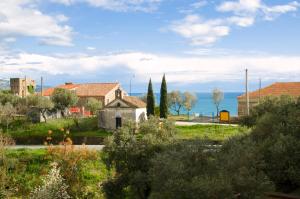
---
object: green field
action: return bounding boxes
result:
[8,117,110,138]
[176,124,248,142]
[7,117,247,144]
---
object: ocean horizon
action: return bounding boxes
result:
[132,92,243,116]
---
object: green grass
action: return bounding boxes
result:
[8,117,111,138]
[4,148,108,198]
[176,124,248,142]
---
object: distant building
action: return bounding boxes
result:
[43,82,126,116]
[10,77,36,97]
[43,82,125,106]
[99,88,147,130]
[237,82,300,117]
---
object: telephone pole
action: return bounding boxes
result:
[40,76,43,96]
[258,78,261,103]
[245,69,250,116]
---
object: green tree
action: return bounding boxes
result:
[0,103,16,132]
[102,117,176,199]
[167,90,184,116]
[37,97,54,123]
[212,88,224,117]
[183,92,197,119]
[146,79,155,117]
[51,88,78,117]
[86,98,102,115]
[159,74,168,119]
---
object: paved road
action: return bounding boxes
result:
[175,121,239,127]
[7,145,105,150]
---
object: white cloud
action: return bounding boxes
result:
[1,51,299,84]
[86,46,96,50]
[227,16,255,27]
[171,0,300,46]
[51,0,162,12]
[0,0,73,46]
[262,1,300,20]
[3,37,17,43]
[170,15,230,46]
[217,0,261,13]
[191,1,208,9]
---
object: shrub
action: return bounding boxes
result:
[102,117,176,199]
[30,162,70,199]
[46,129,98,198]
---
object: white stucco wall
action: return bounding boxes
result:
[99,107,147,130]
[134,108,147,123]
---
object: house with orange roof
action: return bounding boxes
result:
[237,82,300,117]
[43,82,126,115]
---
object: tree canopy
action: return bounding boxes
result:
[51,88,78,117]
[146,79,155,117]
[159,74,168,119]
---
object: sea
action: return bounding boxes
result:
[132,92,242,116]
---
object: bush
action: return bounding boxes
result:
[150,139,274,199]
[30,162,70,199]
[102,117,176,199]
[46,129,98,198]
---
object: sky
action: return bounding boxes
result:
[0,0,300,92]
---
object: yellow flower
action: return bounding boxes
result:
[66,130,70,134]
[48,130,53,135]
[60,128,64,132]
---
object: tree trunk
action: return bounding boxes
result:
[41,111,47,123]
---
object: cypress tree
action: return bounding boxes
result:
[160,74,168,118]
[146,78,155,117]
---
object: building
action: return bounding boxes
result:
[237,82,300,117]
[99,88,147,130]
[10,77,36,97]
[43,82,125,106]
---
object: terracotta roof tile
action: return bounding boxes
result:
[123,96,146,108]
[238,82,300,99]
[42,83,119,97]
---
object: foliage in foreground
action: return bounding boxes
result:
[30,162,70,199]
[102,117,176,199]
[102,96,300,198]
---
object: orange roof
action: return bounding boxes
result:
[123,96,146,108]
[43,83,119,97]
[238,82,300,99]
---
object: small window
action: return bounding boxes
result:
[117,103,121,107]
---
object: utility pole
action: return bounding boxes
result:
[258,78,261,104]
[40,76,43,96]
[129,74,135,96]
[245,69,250,116]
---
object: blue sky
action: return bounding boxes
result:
[0,0,300,92]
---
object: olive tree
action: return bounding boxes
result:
[183,92,197,119]
[167,91,184,116]
[0,103,16,132]
[51,88,78,117]
[212,88,224,117]
[86,98,102,115]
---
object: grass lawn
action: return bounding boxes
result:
[8,117,111,138]
[176,124,248,142]
[5,148,108,198]
[7,117,112,145]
